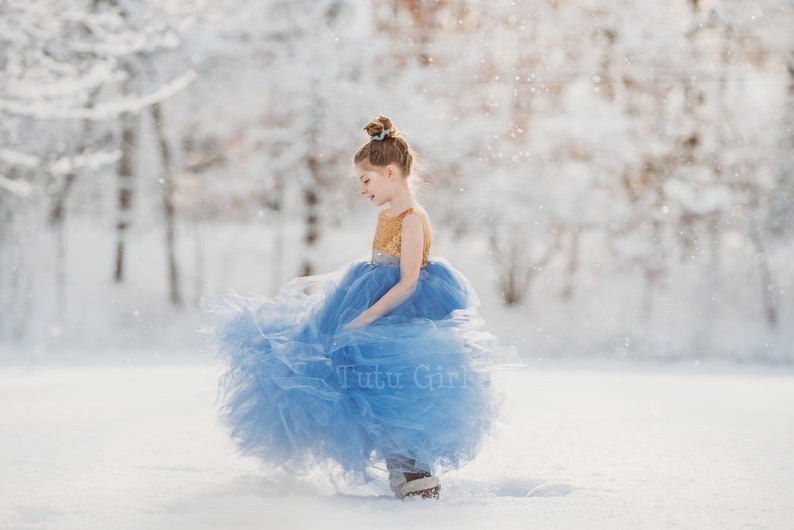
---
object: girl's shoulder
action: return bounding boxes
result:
[403,206,431,230]
[408,205,430,221]
[383,205,430,222]
[404,207,432,248]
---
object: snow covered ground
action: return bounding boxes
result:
[1,360,792,530]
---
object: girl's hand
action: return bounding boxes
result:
[343,212,424,333]
[344,313,375,330]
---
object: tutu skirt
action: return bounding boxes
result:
[202,255,504,480]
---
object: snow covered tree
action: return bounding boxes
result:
[2,0,791,359]
[175,0,373,279]
[0,0,200,345]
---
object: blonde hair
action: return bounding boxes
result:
[353,114,414,177]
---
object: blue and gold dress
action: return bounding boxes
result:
[203,207,504,481]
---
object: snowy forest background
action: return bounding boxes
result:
[1,0,792,365]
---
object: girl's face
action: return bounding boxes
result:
[356,163,393,206]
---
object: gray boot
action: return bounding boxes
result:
[387,457,440,500]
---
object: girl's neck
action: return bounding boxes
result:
[387,193,415,217]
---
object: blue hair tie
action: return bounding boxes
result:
[371,129,390,141]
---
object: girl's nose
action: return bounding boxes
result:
[359,183,366,195]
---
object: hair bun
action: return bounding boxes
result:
[363,114,395,139]
[354,113,413,176]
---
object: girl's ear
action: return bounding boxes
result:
[387,165,395,180]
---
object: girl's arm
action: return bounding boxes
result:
[346,213,424,328]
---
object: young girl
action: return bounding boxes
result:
[204,115,505,500]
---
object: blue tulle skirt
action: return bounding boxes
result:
[202,256,505,480]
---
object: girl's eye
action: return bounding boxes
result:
[364,179,370,184]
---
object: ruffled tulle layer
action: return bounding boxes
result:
[202,258,504,480]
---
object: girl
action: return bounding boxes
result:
[204,114,505,500]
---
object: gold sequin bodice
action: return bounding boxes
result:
[371,207,431,267]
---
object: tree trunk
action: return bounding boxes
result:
[300,179,319,278]
[747,219,778,328]
[151,102,182,307]
[492,225,562,306]
[0,170,32,340]
[114,111,137,283]
[48,101,97,313]
[49,171,76,315]
[561,228,580,300]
